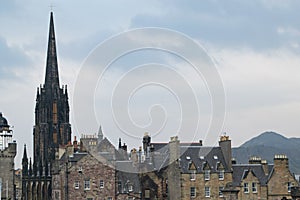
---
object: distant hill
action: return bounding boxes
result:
[232,131,300,174]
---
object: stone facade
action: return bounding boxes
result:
[52,152,115,200]
[0,113,17,200]
[268,155,298,200]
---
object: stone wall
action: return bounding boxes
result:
[0,142,17,199]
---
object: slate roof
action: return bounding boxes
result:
[232,164,274,187]
[116,161,141,194]
[180,146,230,173]
[147,142,230,174]
[60,152,88,163]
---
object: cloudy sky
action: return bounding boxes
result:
[1,0,300,167]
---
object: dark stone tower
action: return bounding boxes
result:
[22,12,71,200]
[33,12,71,169]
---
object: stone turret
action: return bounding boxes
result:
[0,113,17,200]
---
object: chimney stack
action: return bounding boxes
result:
[274,154,289,169]
[219,135,232,169]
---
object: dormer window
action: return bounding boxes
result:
[128,184,133,192]
[204,170,210,181]
[190,170,196,181]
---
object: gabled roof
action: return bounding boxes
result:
[150,142,229,174]
[232,164,274,186]
[180,146,229,173]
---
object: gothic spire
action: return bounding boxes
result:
[22,144,28,176]
[44,12,60,90]
[98,125,103,142]
[22,144,28,162]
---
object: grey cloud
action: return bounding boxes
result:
[0,36,32,80]
[129,0,300,50]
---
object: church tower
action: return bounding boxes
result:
[22,12,71,200]
[33,11,71,171]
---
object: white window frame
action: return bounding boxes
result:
[205,186,210,197]
[252,182,257,193]
[288,182,292,193]
[219,170,224,180]
[74,181,79,189]
[204,170,210,181]
[84,180,90,190]
[100,180,104,188]
[128,184,133,192]
[190,187,196,198]
[244,182,249,193]
[219,186,224,197]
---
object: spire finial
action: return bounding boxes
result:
[22,144,28,160]
[98,125,103,141]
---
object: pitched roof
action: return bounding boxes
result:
[232,164,274,186]
[180,146,230,173]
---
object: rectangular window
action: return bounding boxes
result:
[74,181,79,189]
[118,181,122,193]
[84,180,90,190]
[288,182,292,192]
[145,189,150,198]
[219,186,224,197]
[190,187,196,198]
[100,180,104,188]
[244,183,249,193]
[219,170,224,180]
[252,182,257,193]
[190,170,196,181]
[87,198,93,200]
[205,186,210,197]
[204,170,210,180]
[107,197,113,200]
[128,184,133,192]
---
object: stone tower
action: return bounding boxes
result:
[22,12,71,200]
[33,11,71,169]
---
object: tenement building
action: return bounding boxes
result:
[0,113,17,199]
[20,12,299,200]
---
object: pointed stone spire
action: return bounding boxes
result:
[29,158,33,176]
[22,144,28,176]
[98,125,103,142]
[44,12,60,90]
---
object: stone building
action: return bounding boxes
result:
[133,134,233,200]
[0,113,17,199]
[19,11,300,200]
[52,147,116,200]
[21,11,71,200]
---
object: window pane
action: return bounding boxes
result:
[190,187,196,198]
[244,183,249,193]
[205,186,210,197]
